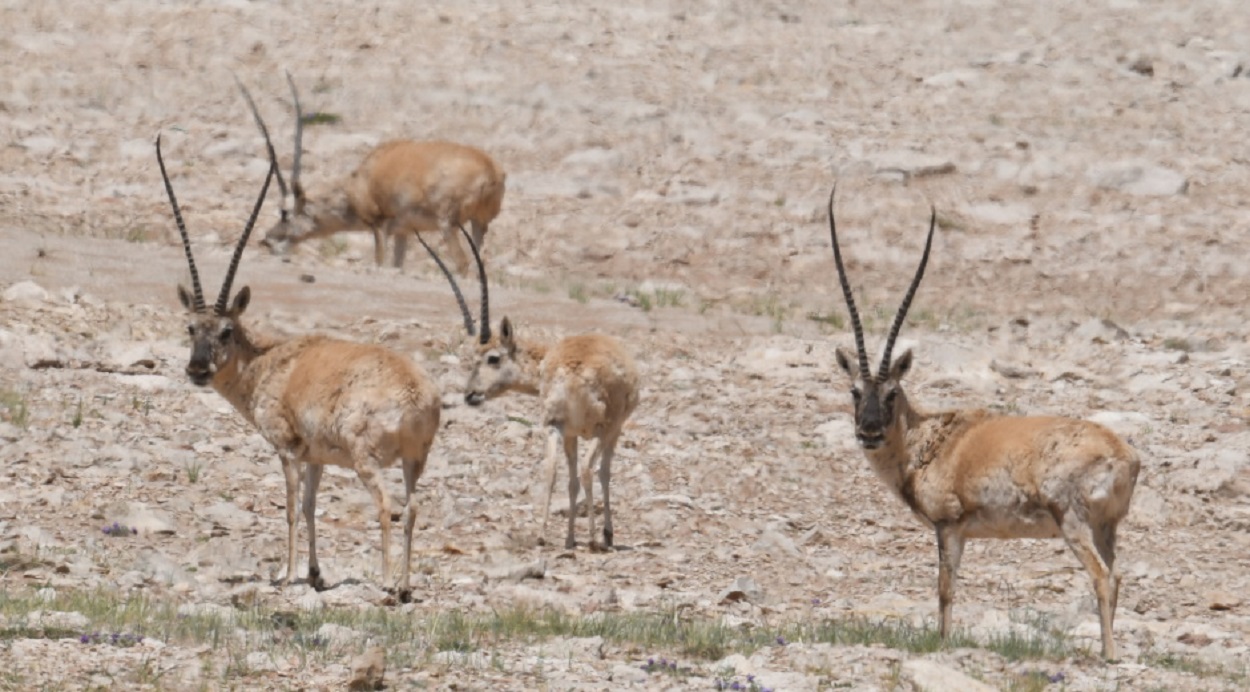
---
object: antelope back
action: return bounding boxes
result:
[356,140,506,224]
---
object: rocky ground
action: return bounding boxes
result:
[3,0,1250,690]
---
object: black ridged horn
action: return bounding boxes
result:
[156,135,206,313]
[412,231,476,336]
[877,205,937,380]
[215,145,277,314]
[286,71,304,203]
[827,185,870,378]
[234,75,290,202]
[458,224,491,344]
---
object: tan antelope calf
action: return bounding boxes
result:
[238,75,506,273]
[156,135,444,601]
[824,187,1140,659]
[420,229,640,550]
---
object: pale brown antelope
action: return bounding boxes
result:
[156,135,447,601]
[417,228,640,550]
[236,74,506,273]
[824,187,1139,659]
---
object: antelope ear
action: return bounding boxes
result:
[890,349,913,381]
[500,317,516,354]
[230,286,252,316]
[835,347,858,379]
[177,285,194,311]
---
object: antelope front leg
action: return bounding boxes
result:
[540,426,562,543]
[391,228,409,269]
[370,224,387,267]
[280,455,302,586]
[935,524,965,640]
[440,222,472,276]
[302,464,326,590]
[470,220,489,259]
[562,431,580,550]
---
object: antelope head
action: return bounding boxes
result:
[156,135,275,387]
[414,223,531,406]
[235,73,326,254]
[828,186,936,450]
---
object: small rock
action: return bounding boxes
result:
[1207,591,1242,611]
[902,659,997,692]
[610,662,649,684]
[348,646,386,691]
[3,281,50,305]
[1088,160,1187,196]
[718,576,763,605]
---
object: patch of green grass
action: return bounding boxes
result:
[11,587,1235,687]
[806,311,844,332]
[318,237,349,259]
[1162,336,1192,352]
[506,416,534,428]
[185,458,203,484]
[70,397,83,428]
[935,212,965,232]
[0,388,30,428]
[568,283,589,304]
[652,288,685,308]
[300,112,342,126]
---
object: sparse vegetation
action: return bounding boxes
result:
[300,111,342,126]
[0,388,30,428]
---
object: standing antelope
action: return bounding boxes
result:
[237,74,506,273]
[419,228,640,550]
[156,135,445,601]
[824,187,1139,659]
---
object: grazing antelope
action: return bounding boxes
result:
[237,74,506,273]
[824,187,1139,659]
[156,135,446,601]
[418,228,640,550]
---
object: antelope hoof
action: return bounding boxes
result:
[603,529,613,549]
[307,566,327,592]
[565,537,577,550]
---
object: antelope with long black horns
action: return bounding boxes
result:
[237,74,506,273]
[419,227,641,550]
[158,135,445,601]
[825,186,1140,659]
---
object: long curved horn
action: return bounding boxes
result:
[215,144,277,314]
[877,205,937,379]
[285,71,304,202]
[412,231,476,336]
[827,185,870,378]
[234,75,290,201]
[156,135,207,313]
[458,224,491,344]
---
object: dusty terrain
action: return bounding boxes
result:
[3,0,1250,689]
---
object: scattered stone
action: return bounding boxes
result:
[3,281,49,305]
[348,646,386,691]
[1087,160,1188,196]
[902,659,997,692]
[718,577,763,605]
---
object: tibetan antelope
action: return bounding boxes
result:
[156,135,445,601]
[419,228,640,550]
[824,187,1139,659]
[237,74,506,273]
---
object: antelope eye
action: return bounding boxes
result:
[186,325,195,337]
[219,326,233,342]
[486,354,502,366]
[885,390,897,404]
[850,388,861,401]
